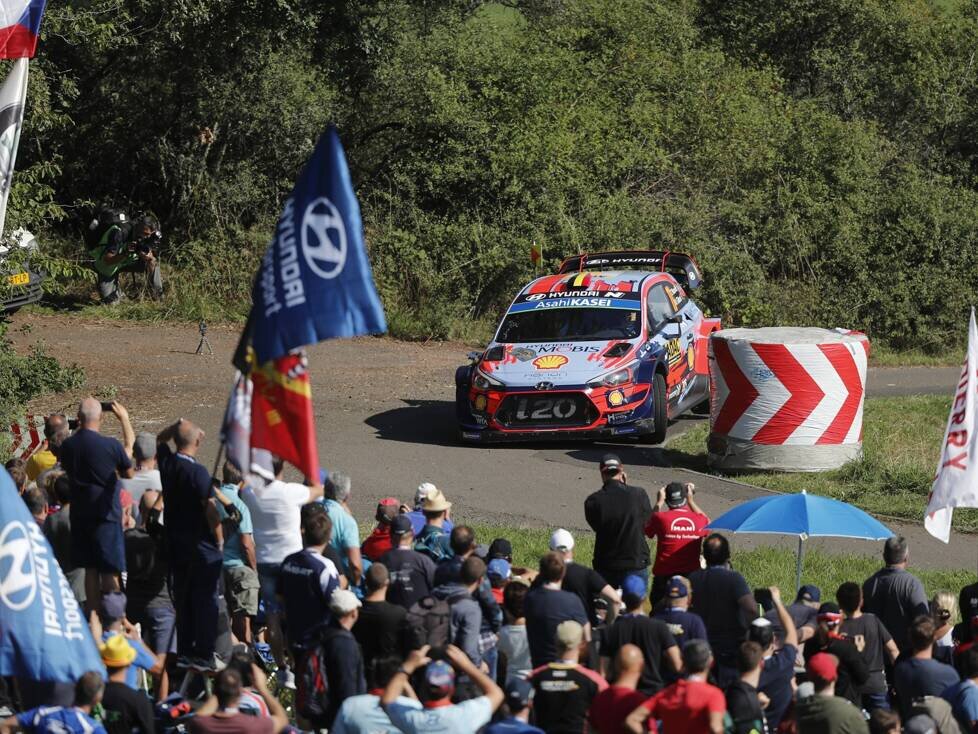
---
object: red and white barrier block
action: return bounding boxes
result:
[708,327,870,471]
[5,415,42,461]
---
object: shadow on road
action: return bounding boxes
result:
[564,442,709,472]
[365,399,460,447]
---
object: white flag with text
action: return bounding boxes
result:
[0,57,27,237]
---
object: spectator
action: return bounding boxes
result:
[960,580,978,629]
[0,671,107,734]
[498,579,532,684]
[330,656,422,734]
[60,398,135,613]
[241,454,324,685]
[488,559,511,603]
[224,649,273,718]
[934,591,959,649]
[98,636,154,734]
[189,666,288,734]
[894,615,961,720]
[25,414,67,481]
[44,474,85,604]
[120,433,161,519]
[549,528,620,627]
[689,533,756,686]
[863,536,929,654]
[300,501,348,586]
[837,581,898,712]
[644,481,709,606]
[322,471,363,586]
[215,462,257,644]
[278,510,341,651]
[751,587,798,730]
[624,639,726,734]
[584,454,652,589]
[7,462,27,495]
[589,644,647,734]
[361,498,400,562]
[524,552,590,667]
[725,641,767,734]
[433,556,487,666]
[795,653,869,734]
[652,575,707,652]
[528,620,608,734]
[354,563,408,663]
[869,709,901,734]
[156,418,225,672]
[802,603,870,707]
[434,525,479,586]
[123,492,174,688]
[414,487,454,563]
[94,592,162,690]
[484,678,544,734]
[763,584,820,647]
[313,589,367,730]
[942,646,978,733]
[380,514,436,609]
[23,486,47,526]
[406,482,455,536]
[600,574,681,697]
[382,644,504,733]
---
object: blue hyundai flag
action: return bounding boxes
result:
[241,124,387,366]
[0,467,104,681]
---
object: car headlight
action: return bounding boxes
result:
[473,369,503,391]
[587,361,637,389]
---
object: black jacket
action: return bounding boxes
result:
[584,479,652,572]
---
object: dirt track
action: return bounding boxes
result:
[8,313,973,572]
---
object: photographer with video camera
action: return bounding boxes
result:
[88,210,164,304]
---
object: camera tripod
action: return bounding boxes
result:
[195,320,213,355]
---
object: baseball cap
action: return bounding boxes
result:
[806,652,838,682]
[390,514,412,537]
[488,538,513,560]
[797,584,821,603]
[903,715,938,734]
[664,481,688,508]
[817,602,842,627]
[415,482,437,507]
[329,588,362,616]
[599,454,622,473]
[505,678,534,710]
[422,488,452,513]
[100,591,127,622]
[375,498,399,525]
[487,559,512,581]
[666,576,689,599]
[424,660,455,698]
[133,433,157,462]
[549,528,575,551]
[556,620,584,649]
[621,574,647,604]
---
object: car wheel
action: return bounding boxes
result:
[639,372,668,444]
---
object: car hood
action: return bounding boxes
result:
[479,340,639,386]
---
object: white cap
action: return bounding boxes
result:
[329,588,362,616]
[415,482,437,506]
[549,528,575,551]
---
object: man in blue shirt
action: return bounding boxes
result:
[943,646,978,733]
[321,470,363,587]
[484,678,544,734]
[524,552,590,667]
[2,672,107,734]
[652,575,708,650]
[59,398,135,615]
[216,462,258,645]
[407,482,454,536]
[97,592,160,690]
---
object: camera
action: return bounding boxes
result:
[129,229,162,256]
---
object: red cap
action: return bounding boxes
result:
[806,652,838,682]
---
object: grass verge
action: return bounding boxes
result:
[666,395,978,531]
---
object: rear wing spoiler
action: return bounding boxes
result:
[557,250,703,291]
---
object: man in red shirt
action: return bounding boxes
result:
[644,481,709,607]
[625,639,726,734]
[361,498,399,562]
[590,644,656,733]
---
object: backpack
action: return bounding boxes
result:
[405,595,452,650]
[414,528,452,563]
[84,207,128,250]
[295,628,337,724]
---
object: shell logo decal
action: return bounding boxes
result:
[533,354,569,370]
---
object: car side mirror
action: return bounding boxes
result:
[467,351,482,363]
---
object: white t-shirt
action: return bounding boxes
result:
[241,479,311,564]
[331,694,420,734]
[387,696,493,734]
[498,625,531,683]
[121,469,162,521]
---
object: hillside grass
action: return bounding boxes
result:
[667,395,978,530]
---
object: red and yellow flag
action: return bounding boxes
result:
[530,241,543,269]
[249,351,320,480]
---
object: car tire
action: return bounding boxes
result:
[639,372,668,444]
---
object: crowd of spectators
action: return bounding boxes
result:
[5,407,978,734]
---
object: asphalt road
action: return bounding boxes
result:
[9,314,972,573]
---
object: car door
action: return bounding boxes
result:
[646,282,696,408]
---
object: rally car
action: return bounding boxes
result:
[456,250,721,444]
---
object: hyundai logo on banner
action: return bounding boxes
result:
[0,467,103,681]
[244,125,387,366]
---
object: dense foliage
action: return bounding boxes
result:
[10,0,978,348]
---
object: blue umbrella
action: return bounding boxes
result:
[707,490,894,592]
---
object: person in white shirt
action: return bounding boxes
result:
[241,455,323,689]
[121,433,162,523]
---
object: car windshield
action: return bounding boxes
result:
[496,307,641,343]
